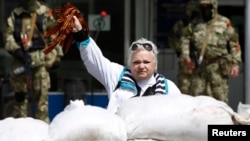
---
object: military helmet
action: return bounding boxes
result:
[199,0,217,21]
[200,0,218,10]
[21,0,39,13]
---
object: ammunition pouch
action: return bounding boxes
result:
[201,57,220,66]
[195,55,232,75]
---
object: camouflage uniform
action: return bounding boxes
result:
[4,0,63,123]
[168,0,200,94]
[180,0,242,103]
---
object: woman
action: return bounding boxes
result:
[72,16,181,113]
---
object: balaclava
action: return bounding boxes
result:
[199,0,217,22]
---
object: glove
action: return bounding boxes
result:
[13,48,25,60]
[73,28,89,42]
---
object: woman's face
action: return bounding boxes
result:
[129,50,157,82]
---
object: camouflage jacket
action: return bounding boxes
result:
[180,14,242,66]
[4,1,63,69]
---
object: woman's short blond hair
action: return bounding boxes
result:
[127,38,159,68]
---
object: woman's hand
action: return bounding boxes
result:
[72,16,82,32]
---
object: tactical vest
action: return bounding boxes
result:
[13,12,45,51]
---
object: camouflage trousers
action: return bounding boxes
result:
[9,65,50,123]
[177,61,193,94]
[188,62,229,103]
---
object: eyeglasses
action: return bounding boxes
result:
[131,43,153,51]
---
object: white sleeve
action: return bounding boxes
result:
[78,37,124,95]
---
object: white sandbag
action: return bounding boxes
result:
[235,102,250,125]
[117,94,238,141]
[237,102,250,119]
[0,117,49,141]
[46,100,127,141]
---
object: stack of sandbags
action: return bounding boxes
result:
[0,117,49,141]
[236,101,250,125]
[46,100,127,141]
[117,94,243,141]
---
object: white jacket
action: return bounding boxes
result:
[77,37,181,113]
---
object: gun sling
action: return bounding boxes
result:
[198,15,217,64]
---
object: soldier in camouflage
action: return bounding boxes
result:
[4,0,63,123]
[180,0,242,103]
[168,0,200,94]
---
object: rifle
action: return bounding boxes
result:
[189,16,217,69]
[20,33,35,117]
[189,42,200,69]
[20,13,37,117]
[197,15,217,66]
